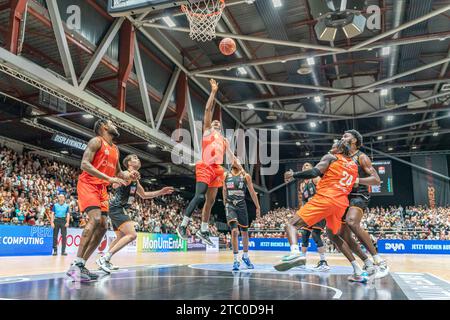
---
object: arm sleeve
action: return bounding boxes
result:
[292,168,322,180]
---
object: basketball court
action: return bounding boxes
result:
[1,252,450,300]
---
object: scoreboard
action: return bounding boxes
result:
[368,160,394,196]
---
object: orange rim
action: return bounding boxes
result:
[181,0,225,18]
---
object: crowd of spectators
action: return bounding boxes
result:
[0,145,219,236]
[250,205,450,241]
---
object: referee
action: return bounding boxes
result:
[51,194,70,256]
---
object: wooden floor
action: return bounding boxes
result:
[1,250,450,281]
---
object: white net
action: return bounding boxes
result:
[182,0,225,42]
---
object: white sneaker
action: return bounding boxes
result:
[96,256,111,274]
[374,260,389,279]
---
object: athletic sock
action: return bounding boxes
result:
[242,251,249,259]
[373,254,382,264]
[290,245,300,254]
[233,253,239,262]
[364,258,374,267]
[74,257,85,266]
[319,253,326,261]
[351,261,363,275]
[201,222,209,232]
[181,216,190,227]
[104,252,112,262]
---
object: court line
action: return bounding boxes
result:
[425,273,450,285]
[107,275,343,299]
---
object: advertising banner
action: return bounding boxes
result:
[206,236,219,252]
[378,239,450,254]
[0,225,53,256]
[59,228,135,254]
[137,233,187,252]
[187,236,207,251]
[238,237,318,252]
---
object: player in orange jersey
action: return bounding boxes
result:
[177,79,244,246]
[274,139,370,283]
[67,119,139,282]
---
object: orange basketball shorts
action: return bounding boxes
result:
[297,195,349,235]
[195,161,225,188]
[77,180,109,213]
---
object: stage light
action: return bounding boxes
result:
[238,67,248,75]
[162,16,176,27]
[272,0,282,8]
[377,136,383,140]
[82,114,94,119]
[296,141,301,146]
[386,115,394,121]
[309,122,317,128]
[276,124,284,130]
[247,103,255,109]
[380,88,388,96]
[306,57,315,66]
[381,46,391,56]
[314,96,322,103]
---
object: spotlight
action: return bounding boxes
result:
[237,67,248,75]
[377,136,383,140]
[162,16,176,27]
[276,124,284,130]
[148,143,157,148]
[386,115,394,122]
[314,9,366,42]
[381,47,391,56]
[309,122,317,128]
[305,152,310,156]
[246,103,255,110]
[314,96,322,103]
[82,114,94,119]
[380,88,388,96]
[433,132,439,137]
[272,0,282,8]
[388,147,393,151]
[296,141,301,146]
[306,57,315,66]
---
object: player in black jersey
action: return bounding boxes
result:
[338,130,389,279]
[222,162,260,271]
[95,154,174,273]
[285,162,330,271]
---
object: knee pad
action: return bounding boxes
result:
[301,229,311,248]
[312,230,324,247]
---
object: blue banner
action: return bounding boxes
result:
[0,225,53,256]
[238,238,318,252]
[378,239,450,254]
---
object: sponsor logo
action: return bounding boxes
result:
[385,242,405,252]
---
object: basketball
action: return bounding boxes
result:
[219,38,237,56]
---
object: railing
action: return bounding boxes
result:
[248,227,431,235]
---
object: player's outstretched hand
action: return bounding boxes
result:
[159,186,175,196]
[128,170,141,181]
[109,177,127,186]
[210,79,218,92]
[284,170,294,183]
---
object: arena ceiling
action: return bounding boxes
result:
[0,0,449,191]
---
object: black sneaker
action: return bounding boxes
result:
[66,262,90,282]
[81,265,99,281]
[61,252,67,256]
[52,249,57,256]
[176,225,188,240]
[195,230,214,246]
[314,260,330,272]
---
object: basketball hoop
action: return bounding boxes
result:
[181,0,225,42]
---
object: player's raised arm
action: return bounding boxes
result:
[356,154,381,186]
[224,139,245,174]
[81,137,120,184]
[203,79,219,131]
[284,153,336,183]
[136,182,174,200]
[245,173,261,218]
